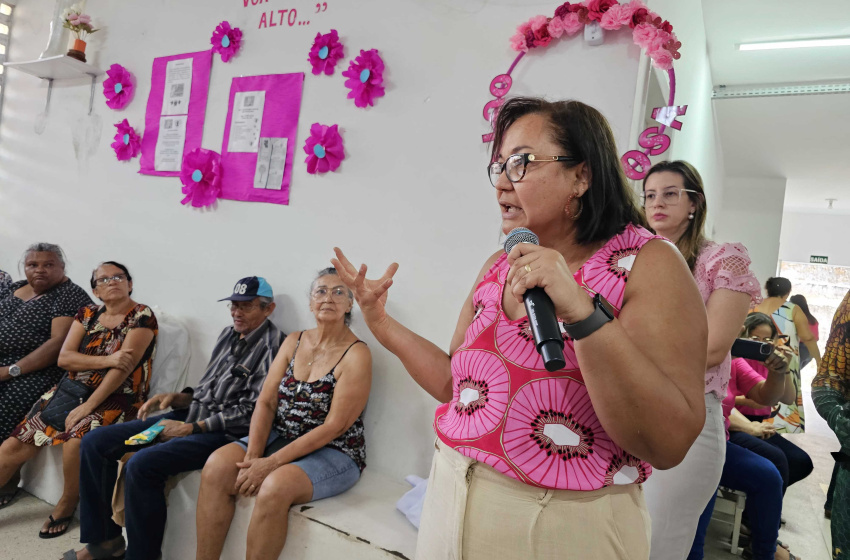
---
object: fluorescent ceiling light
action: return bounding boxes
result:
[740,37,850,51]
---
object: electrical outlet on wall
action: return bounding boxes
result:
[584,21,605,45]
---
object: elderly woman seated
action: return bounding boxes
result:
[196,267,371,560]
[0,244,92,506]
[0,261,157,538]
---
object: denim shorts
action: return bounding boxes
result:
[236,431,361,501]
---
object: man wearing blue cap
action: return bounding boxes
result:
[68,277,285,560]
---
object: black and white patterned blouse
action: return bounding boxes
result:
[274,333,367,471]
[0,270,11,293]
[0,279,93,379]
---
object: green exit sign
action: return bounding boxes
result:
[811,255,829,264]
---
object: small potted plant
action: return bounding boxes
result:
[62,5,98,62]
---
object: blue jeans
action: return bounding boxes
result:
[688,440,783,560]
[730,429,813,493]
[79,409,233,560]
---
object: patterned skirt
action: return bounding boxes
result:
[11,385,136,447]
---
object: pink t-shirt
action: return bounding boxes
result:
[735,358,772,417]
[694,242,762,399]
[722,358,765,438]
[434,224,661,491]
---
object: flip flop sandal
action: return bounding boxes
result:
[0,487,20,510]
[62,540,127,560]
[39,514,74,539]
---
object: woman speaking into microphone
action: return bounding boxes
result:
[332,97,707,559]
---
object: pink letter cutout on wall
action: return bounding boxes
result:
[140,50,213,177]
[219,73,305,206]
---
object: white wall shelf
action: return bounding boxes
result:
[4,54,102,80]
[5,55,102,117]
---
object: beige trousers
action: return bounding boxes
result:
[416,440,651,560]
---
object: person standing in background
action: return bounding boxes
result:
[639,160,763,559]
[753,278,821,433]
[812,289,850,559]
[789,294,819,370]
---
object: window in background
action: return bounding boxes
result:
[0,3,13,134]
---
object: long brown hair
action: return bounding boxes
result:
[491,97,647,245]
[642,160,707,271]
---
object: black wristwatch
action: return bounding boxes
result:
[191,422,203,435]
[562,293,615,340]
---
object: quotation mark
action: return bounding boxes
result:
[315,2,327,12]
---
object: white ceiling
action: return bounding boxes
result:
[702,0,850,214]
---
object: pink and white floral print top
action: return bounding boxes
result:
[434,224,661,491]
[694,242,762,399]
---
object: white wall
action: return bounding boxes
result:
[779,211,850,267]
[0,0,643,480]
[646,0,725,234]
[714,176,787,286]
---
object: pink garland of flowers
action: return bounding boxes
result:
[510,0,681,70]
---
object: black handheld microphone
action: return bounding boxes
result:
[504,228,566,372]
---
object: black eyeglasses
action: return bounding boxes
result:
[488,153,580,188]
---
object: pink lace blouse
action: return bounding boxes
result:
[695,242,762,399]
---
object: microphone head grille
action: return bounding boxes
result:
[504,228,540,254]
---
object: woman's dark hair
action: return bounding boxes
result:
[91,261,133,295]
[312,267,353,326]
[642,160,708,271]
[490,97,647,245]
[765,277,792,299]
[741,312,777,339]
[789,294,817,325]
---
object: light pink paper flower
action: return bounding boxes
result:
[309,29,345,76]
[342,49,385,108]
[649,48,674,70]
[180,148,222,208]
[561,12,584,34]
[304,123,344,174]
[103,63,134,110]
[111,119,141,161]
[211,21,242,63]
[599,4,632,30]
[633,22,660,49]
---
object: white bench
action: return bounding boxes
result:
[161,468,419,560]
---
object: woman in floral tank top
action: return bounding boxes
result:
[333,98,708,560]
[639,161,764,560]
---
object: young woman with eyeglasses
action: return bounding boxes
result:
[640,160,764,559]
[331,98,709,559]
[0,261,157,539]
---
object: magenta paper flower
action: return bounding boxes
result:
[111,119,141,161]
[342,49,385,108]
[303,123,344,174]
[103,64,134,110]
[180,148,222,207]
[211,21,242,63]
[309,29,345,76]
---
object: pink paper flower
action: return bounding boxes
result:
[649,47,674,70]
[633,22,661,49]
[308,29,345,76]
[586,0,619,22]
[599,4,633,30]
[111,119,141,161]
[628,0,650,28]
[103,63,134,110]
[211,21,242,63]
[77,14,91,25]
[510,15,554,52]
[342,49,385,108]
[180,148,222,208]
[303,123,344,174]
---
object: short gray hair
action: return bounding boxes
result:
[312,267,353,326]
[258,296,274,309]
[20,242,66,269]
